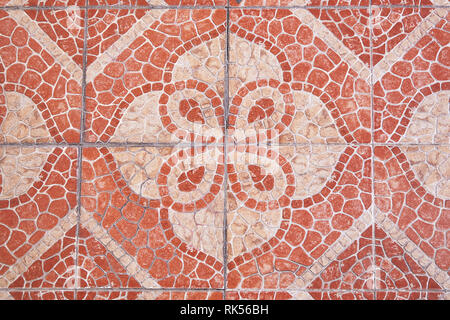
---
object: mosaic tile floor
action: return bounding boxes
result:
[0,0,448,300]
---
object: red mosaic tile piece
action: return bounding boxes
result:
[7,289,225,300]
[370,5,434,66]
[22,1,151,67]
[226,289,443,300]
[81,146,225,289]
[226,291,294,300]
[78,290,223,300]
[307,6,372,66]
[161,0,227,4]
[86,2,150,66]
[310,290,443,300]
[229,0,369,6]
[8,290,76,300]
[24,6,86,66]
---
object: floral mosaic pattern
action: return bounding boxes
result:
[0,0,449,300]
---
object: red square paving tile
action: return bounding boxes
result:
[0,9,82,143]
[80,145,226,289]
[84,8,227,144]
[227,8,372,145]
[0,2,448,301]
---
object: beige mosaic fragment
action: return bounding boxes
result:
[111,146,175,199]
[173,35,225,97]
[401,145,450,199]
[401,91,450,145]
[0,146,53,200]
[1,93,53,144]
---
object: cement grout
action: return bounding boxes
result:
[222,0,230,300]
[0,142,449,147]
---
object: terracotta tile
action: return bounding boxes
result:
[86,2,150,67]
[4,223,141,292]
[226,290,374,300]
[308,0,436,6]
[372,0,437,5]
[97,0,227,6]
[370,6,434,66]
[309,290,445,300]
[4,289,223,300]
[228,8,371,144]
[226,290,307,299]
[226,289,448,300]
[226,144,373,291]
[80,146,225,289]
[229,0,365,6]
[84,8,227,144]
[374,290,446,300]
[23,7,86,68]
[149,0,227,5]
[307,224,444,292]
[6,225,79,290]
